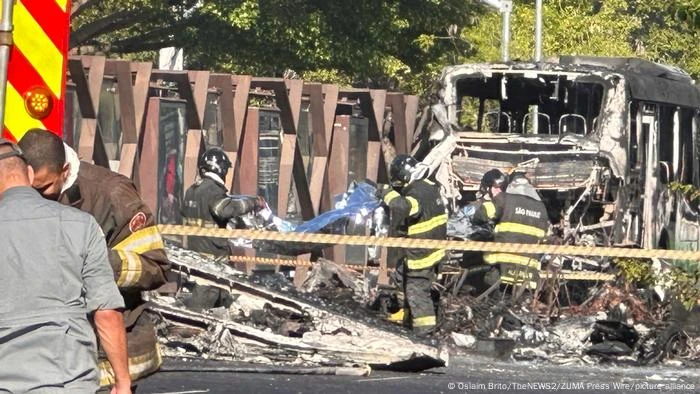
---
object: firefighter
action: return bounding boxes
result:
[182,147,264,256]
[18,129,170,388]
[182,147,233,256]
[472,169,549,292]
[377,154,447,335]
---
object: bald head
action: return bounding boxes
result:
[0,140,33,195]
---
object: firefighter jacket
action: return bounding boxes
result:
[382,179,448,271]
[472,177,549,289]
[59,160,169,385]
[182,174,230,256]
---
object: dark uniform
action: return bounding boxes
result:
[472,176,549,289]
[382,178,447,332]
[182,176,230,256]
[59,161,170,387]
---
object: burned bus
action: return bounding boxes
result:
[421,56,700,269]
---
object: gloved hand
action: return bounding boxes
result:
[376,183,393,200]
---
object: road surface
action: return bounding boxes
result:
[137,356,700,394]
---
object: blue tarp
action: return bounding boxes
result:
[293,182,381,233]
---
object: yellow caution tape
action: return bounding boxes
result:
[159,225,700,261]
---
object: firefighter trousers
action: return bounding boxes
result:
[392,259,438,332]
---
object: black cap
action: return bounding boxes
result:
[0,138,25,162]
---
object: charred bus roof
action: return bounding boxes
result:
[440,56,700,109]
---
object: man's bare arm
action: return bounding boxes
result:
[94,309,131,394]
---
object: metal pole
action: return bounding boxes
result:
[0,0,14,131]
[501,1,512,62]
[534,0,543,62]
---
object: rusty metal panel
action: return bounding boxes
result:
[184,130,203,196]
[387,93,408,155]
[304,83,328,215]
[209,74,236,149]
[326,115,350,207]
[68,56,104,162]
[250,78,301,135]
[369,89,387,142]
[151,71,201,130]
[277,134,296,218]
[285,79,303,131]
[77,118,97,163]
[188,71,211,128]
[323,84,339,146]
[237,107,259,196]
[138,97,161,214]
[404,95,419,152]
[366,141,381,182]
[132,62,153,135]
[232,75,252,150]
[106,60,139,176]
[293,140,314,220]
[67,56,104,119]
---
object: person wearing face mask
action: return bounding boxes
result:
[18,129,170,388]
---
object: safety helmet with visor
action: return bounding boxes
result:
[389,154,420,188]
[479,168,508,197]
[198,147,232,179]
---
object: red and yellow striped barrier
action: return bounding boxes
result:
[2,0,70,141]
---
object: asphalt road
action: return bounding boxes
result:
[136,357,700,394]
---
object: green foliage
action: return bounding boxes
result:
[70,0,482,95]
[669,181,700,203]
[70,0,700,94]
[460,0,700,78]
[615,257,700,308]
[615,257,656,288]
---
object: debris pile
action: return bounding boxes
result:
[436,274,700,367]
[149,245,447,372]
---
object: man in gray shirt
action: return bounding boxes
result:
[0,138,131,393]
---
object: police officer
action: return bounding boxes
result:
[378,154,447,335]
[472,169,549,291]
[18,129,170,388]
[182,147,233,256]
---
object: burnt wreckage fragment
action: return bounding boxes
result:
[148,245,447,372]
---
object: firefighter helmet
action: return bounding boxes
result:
[389,154,419,187]
[479,169,508,194]
[199,147,231,179]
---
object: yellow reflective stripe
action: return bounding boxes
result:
[407,249,445,270]
[413,315,436,327]
[14,1,64,97]
[495,222,546,238]
[113,226,164,287]
[387,308,405,323]
[5,81,44,139]
[116,252,142,287]
[484,201,496,219]
[407,196,420,216]
[383,190,400,205]
[407,214,447,236]
[114,226,165,254]
[483,252,540,268]
[55,0,68,12]
[99,343,162,387]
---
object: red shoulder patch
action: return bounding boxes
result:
[128,212,147,233]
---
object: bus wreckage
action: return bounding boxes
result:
[416,56,700,273]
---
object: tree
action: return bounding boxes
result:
[69,0,483,94]
[456,0,700,78]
